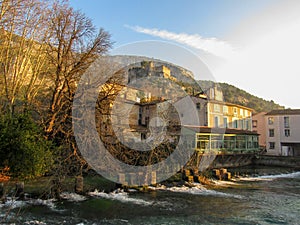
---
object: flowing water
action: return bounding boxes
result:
[1,167,300,225]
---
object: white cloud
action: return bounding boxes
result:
[126,25,236,59]
[124,0,300,109]
[215,2,300,109]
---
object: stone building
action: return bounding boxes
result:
[98,61,259,155]
[128,61,177,84]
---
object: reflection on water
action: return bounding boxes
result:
[1,167,300,225]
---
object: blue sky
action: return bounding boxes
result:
[70,0,300,109]
[70,0,274,46]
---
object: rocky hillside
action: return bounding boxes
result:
[109,55,195,80]
[108,55,284,113]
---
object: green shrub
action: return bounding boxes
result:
[0,113,53,179]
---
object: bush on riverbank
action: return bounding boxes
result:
[0,113,54,179]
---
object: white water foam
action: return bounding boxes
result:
[238,171,300,181]
[26,198,56,209]
[88,189,153,206]
[0,197,27,209]
[24,220,47,225]
[60,192,87,202]
[0,197,56,212]
[257,171,300,179]
[149,184,243,199]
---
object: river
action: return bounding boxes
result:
[1,166,300,225]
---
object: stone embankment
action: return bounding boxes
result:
[253,155,300,169]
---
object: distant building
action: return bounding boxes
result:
[252,112,267,148]
[203,84,253,131]
[128,61,177,84]
[190,84,258,154]
[99,61,259,155]
[265,109,300,156]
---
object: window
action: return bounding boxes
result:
[145,116,149,126]
[196,103,201,110]
[233,119,238,129]
[223,117,228,128]
[240,119,244,130]
[233,107,237,115]
[214,104,220,112]
[245,110,249,117]
[269,129,274,137]
[284,129,290,137]
[214,116,219,127]
[223,106,228,113]
[240,109,244,116]
[246,120,250,130]
[284,116,290,128]
[269,142,275,149]
[268,117,274,125]
[141,133,147,140]
[252,120,258,128]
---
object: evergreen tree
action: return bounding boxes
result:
[0,113,53,179]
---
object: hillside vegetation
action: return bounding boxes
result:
[199,80,284,113]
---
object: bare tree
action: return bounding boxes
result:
[40,1,112,178]
[0,0,51,114]
[44,1,111,137]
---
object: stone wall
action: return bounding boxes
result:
[209,154,254,169]
[253,155,300,169]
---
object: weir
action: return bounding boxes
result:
[183,152,258,182]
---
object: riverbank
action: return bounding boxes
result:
[1,167,300,225]
[0,174,117,202]
[1,160,299,202]
[0,171,224,202]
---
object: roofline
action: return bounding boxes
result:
[207,100,254,111]
[265,109,300,116]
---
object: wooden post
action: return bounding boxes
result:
[192,168,199,176]
[75,176,84,194]
[51,178,61,200]
[225,172,231,180]
[187,176,194,183]
[15,182,25,200]
[0,183,6,203]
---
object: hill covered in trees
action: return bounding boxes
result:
[199,80,284,113]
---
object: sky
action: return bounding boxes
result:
[70,0,300,109]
